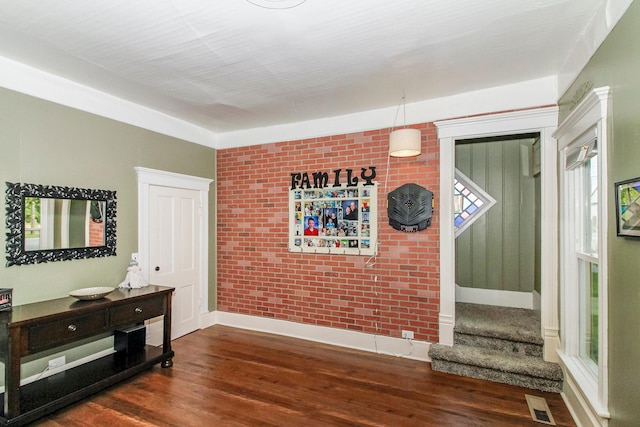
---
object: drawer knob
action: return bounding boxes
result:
[135,307,143,313]
[68,324,77,332]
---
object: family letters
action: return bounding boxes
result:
[290,167,376,190]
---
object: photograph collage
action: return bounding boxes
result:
[290,185,375,254]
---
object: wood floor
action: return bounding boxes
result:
[33,325,576,426]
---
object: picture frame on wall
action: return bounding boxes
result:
[289,183,377,255]
[615,177,640,237]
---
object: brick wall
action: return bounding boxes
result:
[216,122,440,342]
[89,219,104,247]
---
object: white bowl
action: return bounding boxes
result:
[69,287,115,301]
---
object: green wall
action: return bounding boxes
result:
[558,2,640,425]
[455,138,536,293]
[68,199,87,248]
[0,87,216,380]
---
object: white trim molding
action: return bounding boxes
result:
[455,285,534,309]
[0,52,557,150]
[553,87,611,426]
[214,77,557,149]
[135,167,213,327]
[557,0,634,97]
[0,55,215,148]
[212,311,431,362]
[435,107,560,359]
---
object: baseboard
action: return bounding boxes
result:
[561,369,609,427]
[201,310,216,329]
[438,312,455,346]
[543,328,561,363]
[0,348,116,393]
[455,284,533,309]
[211,311,431,362]
[532,289,541,312]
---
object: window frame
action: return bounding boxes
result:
[554,87,610,421]
[453,168,497,238]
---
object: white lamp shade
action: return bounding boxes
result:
[389,128,421,157]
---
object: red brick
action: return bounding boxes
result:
[217,124,440,343]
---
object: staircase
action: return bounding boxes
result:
[428,303,563,393]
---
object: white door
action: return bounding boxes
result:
[149,185,201,339]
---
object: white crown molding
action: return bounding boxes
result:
[0,55,216,148]
[214,76,558,149]
[0,52,558,151]
[435,106,559,137]
[557,0,633,97]
[3,0,631,153]
[553,87,611,149]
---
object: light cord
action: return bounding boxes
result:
[369,94,413,358]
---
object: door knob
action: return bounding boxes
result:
[155,266,160,271]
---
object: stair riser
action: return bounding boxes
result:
[431,359,563,393]
[455,333,543,358]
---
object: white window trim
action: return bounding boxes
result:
[553,87,610,423]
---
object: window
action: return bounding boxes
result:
[555,87,610,421]
[573,142,599,372]
[453,169,496,237]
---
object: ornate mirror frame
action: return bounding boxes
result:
[5,182,117,266]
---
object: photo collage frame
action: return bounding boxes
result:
[289,183,377,255]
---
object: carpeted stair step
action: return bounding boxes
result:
[454,332,543,357]
[455,303,543,346]
[429,343,563,393]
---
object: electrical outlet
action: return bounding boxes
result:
[48,356,66,370]
[401,330,414,340]
[131,252,139,262]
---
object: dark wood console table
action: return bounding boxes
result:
[0,285,174,426]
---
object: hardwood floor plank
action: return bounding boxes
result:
[32,325,576,426]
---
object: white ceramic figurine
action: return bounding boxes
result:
[118,258,148,289]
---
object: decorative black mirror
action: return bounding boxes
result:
[5,182,116,266]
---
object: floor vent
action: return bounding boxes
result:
[526,394,556,425]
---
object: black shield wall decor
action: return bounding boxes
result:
[387,183,433,232]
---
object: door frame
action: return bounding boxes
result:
[434,107,560,362]
[135,167,213,321]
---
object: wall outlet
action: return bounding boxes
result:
[131,252,139,262]
[48,356,66,370]
[401,330,414,340]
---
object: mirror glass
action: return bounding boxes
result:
[24,198,107,251]
[5,182,117,266]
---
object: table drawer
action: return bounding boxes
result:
[109,297,164,327]
[29,312,108,352]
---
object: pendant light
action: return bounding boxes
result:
[389,96,421,157]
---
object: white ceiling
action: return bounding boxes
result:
[0,0,620,139]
